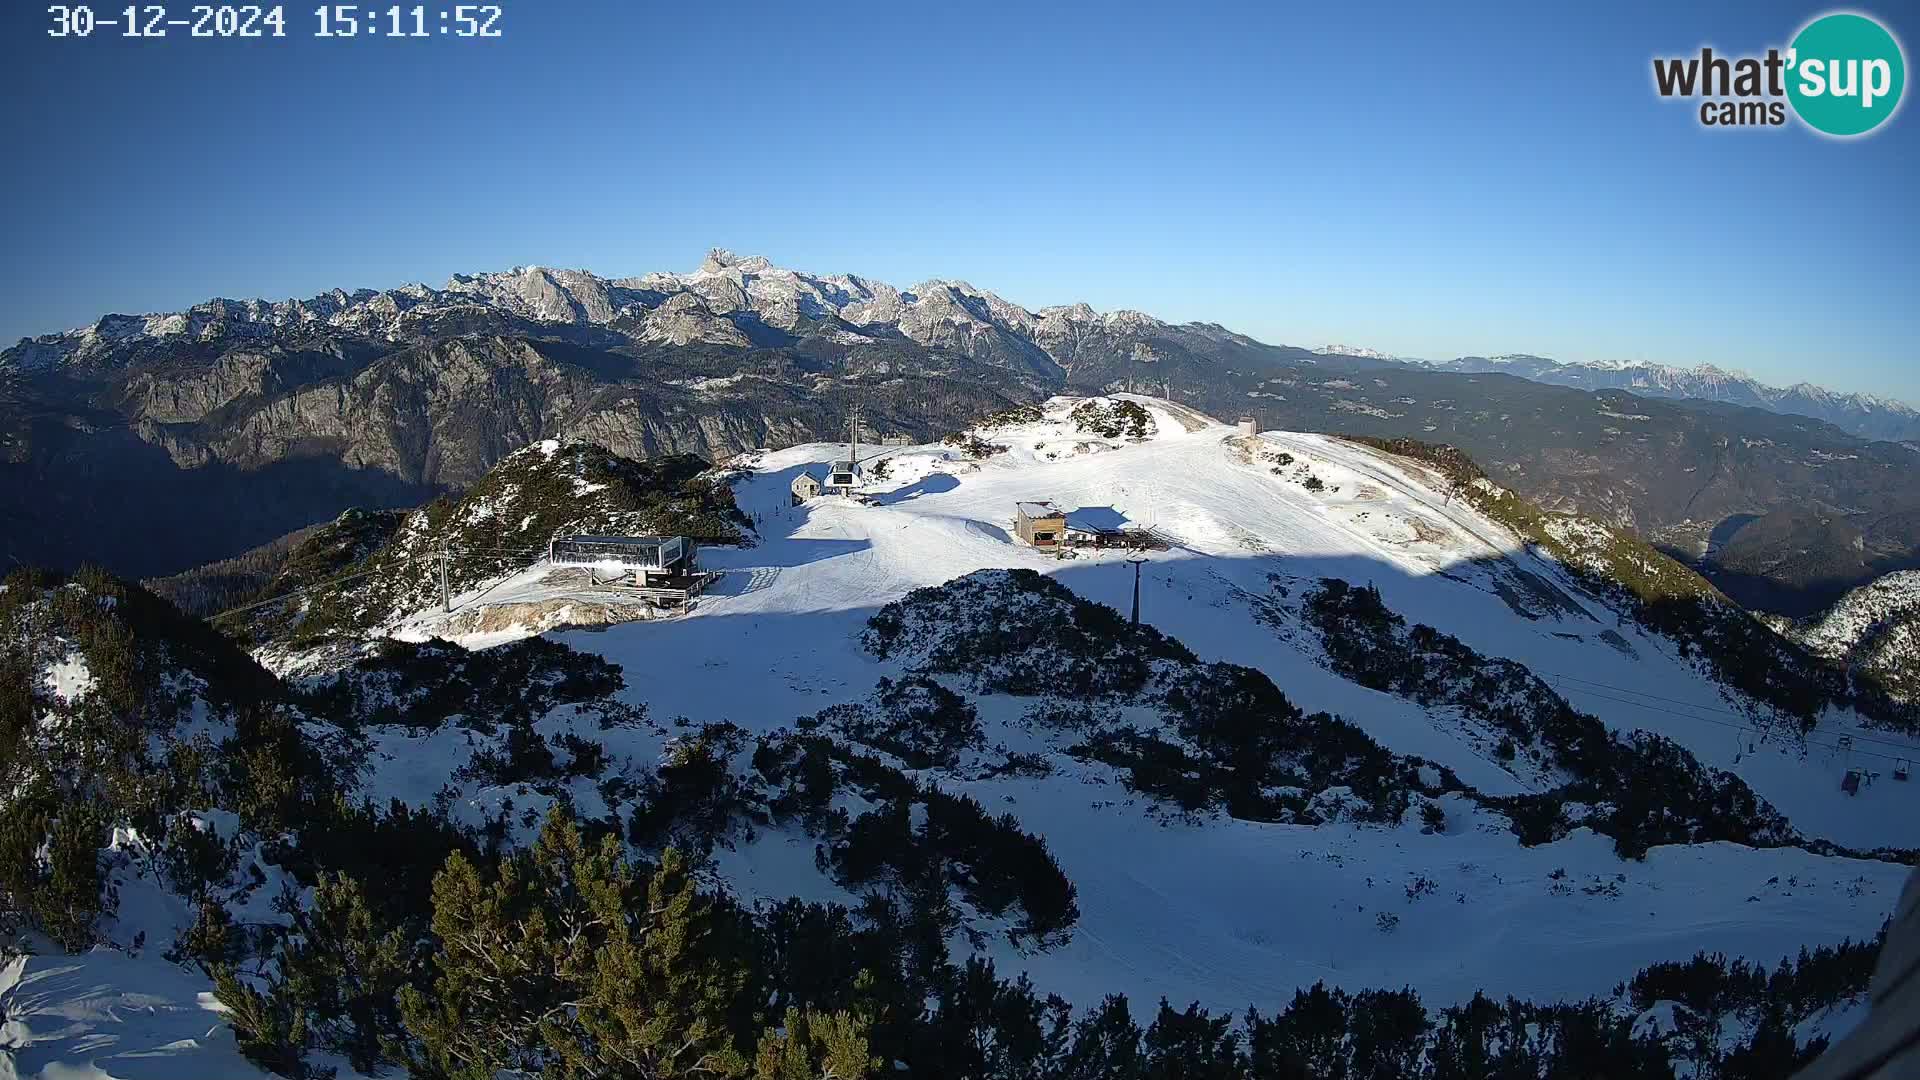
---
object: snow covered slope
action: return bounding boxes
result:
[11,396,1916,1078]
[312,395,1918,1006]
[1780,569,1920,706]
[500,398,1919,845]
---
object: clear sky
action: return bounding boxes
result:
[3,1,1915,401]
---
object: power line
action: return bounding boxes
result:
[208,563,393,621]
[1539,670,1920,754]
[1537,670,1756,717]
[205,540,555,623]
[1547,680,1913,765]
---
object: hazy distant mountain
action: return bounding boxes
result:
[1429,354,1920,444]
[1313,343,1406,361]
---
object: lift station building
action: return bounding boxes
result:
[547,534,714,606]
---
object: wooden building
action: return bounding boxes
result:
[1014,501,1068,547]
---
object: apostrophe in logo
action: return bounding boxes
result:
[1786,13,1905,136]
[1652,10,1906,137]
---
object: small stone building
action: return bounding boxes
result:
[1014,501,1068,547]
[790,470,822,506]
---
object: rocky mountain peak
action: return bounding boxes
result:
[697,248,774,276]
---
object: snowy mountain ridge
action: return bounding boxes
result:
[1777,569,1920,705]
[1430,355,1920,442]
[1312,343,1404,360]
[18,249,1908,441]
[0,249,1255,382]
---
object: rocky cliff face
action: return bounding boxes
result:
[0,252,1288,579]
[0,329,1042,579]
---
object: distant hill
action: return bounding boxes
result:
[1430,354,1920,444]
[1773,569,1920,707]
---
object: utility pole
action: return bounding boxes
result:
[1127,556,1147,626]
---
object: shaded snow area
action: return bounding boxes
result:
[529,396,1913,1007]
[2,815,356,1080]
[1,947,269,1080]
[17,395,1918,1077]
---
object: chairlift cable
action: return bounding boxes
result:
[1537,670,1920,753]
[1549,681,1912,765]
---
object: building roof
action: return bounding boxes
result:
[555,534,679,547]
[829,459,858,472]
[1016,501,1063,518]
[1065,506,1129,532]
[791,470,820,487]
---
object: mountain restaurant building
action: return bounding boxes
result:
[1015,501,1068,547]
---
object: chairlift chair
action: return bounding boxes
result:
[1896,759,1912,782]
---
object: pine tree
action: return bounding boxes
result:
[546,844,754,1078]
[276,873,414,1072]
[1061,994,1144,1080]
[212,963,312,1079]
[1143,1000,1243,1080]
[1247,982,1350,1077]
[397,808,764,1080]
[752,1007,878,1080]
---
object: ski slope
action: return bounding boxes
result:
[535,397,1920,847]
[496,396,1915,1013]
[12,396,1917,1078]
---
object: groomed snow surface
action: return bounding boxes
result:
[10,396,1917,1078]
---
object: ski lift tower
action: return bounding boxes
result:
[1126,554,1148,626]
[826,402,867,496]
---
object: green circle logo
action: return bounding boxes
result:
[1787,13,1906,136]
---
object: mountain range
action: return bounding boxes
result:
[5,250,1919,616]
[1420,354,1920,444]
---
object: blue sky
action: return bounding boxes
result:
[4,1,1915,401]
